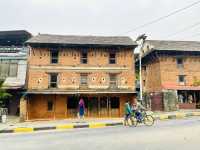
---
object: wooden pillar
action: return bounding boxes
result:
[98,96,100,118]
[185,91,188,103]
[193,92,196,103]
[53,94,56,120]
[65,95,68,118]
[19,96,27,122]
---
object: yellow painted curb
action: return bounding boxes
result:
[192,112,200,116]
[159,114,169,120]
[14,128,34,133]
[176,113,185,119]
[56,124,74,129]
[89,123,106,128]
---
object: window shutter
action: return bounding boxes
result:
[9,63,18,77]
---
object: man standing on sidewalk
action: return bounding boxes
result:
[124,101,132,126]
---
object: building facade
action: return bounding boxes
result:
[22,34,137,120]
[140,40,200,111]
[0,30,32,115]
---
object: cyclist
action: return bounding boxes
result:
[132,101,146,122]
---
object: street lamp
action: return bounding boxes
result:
[136,34,147,101]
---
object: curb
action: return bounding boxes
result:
[0,112,200,134]
[0,122,123,134]
[157,112,200,120]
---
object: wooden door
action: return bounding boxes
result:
[88,97,98,117]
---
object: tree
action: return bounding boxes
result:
[0,80,12,108]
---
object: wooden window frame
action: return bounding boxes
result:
[49,73,58,88]
[176,57,184,68]
[50,50,59,64]
[80,50,88,64]
[178,75,186,85]
[109,52,116,64]
[80,74,88,86]
[109,74,117,88]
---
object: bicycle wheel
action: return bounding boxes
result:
[144,115,154,126]
[131,116,138,127]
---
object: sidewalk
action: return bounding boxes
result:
[1,110,200,134]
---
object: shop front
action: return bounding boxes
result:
[178,90,200,109]
[25,92,136,120]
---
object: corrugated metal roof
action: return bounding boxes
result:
[26,34,137,47]
[0,30,32,46]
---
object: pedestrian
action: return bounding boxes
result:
[124,101,132,126]
[78,98,85,120]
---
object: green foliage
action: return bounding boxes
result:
[0,80,12,107]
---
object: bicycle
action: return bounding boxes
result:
[130,109,155,127]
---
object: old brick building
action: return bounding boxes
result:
[0,30,31,115]
[22,34,137,120]
[140,40,200,111]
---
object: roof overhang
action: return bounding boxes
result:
[26,90,136,95]
[162,83,200,91]
[27,43,137,49]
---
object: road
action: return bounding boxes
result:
[0,117,200,150]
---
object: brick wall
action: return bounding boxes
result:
[142,58,162,93]
[27,48,135,90]
[159,56,200,86]
[143,55,200,93]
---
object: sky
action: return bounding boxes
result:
[0,0,200,41]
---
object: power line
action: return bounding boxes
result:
[165,21,200,39]
[120,0,200,35]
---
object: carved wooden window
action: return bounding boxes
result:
[49,73,58,88]
[80,74,88,86]
[109,74,117,88]
[178,75,186,85]
[109,52,116,64]
[81,50,87,64]
[51,50,59,64]
[176,58,183,68]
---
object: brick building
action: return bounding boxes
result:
[22,34,137,120]
[140,40,200,111]
[0,30,31,115]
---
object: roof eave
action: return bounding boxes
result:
[26,42,137,49]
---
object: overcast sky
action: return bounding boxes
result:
[0,0,200,41]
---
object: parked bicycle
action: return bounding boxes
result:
[130,109,155,126]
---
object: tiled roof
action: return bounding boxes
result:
[26,34,137,47]
[146,40,200,51]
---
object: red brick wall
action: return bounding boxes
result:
[143,55,200,93]
[142,58,162,93]
[27,48,135,90]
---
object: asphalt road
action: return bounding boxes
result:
[0,117,200,150]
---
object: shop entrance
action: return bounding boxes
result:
[178,90,200,109]
[67,96,120,118]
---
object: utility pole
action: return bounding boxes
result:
[136,34,147,101]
